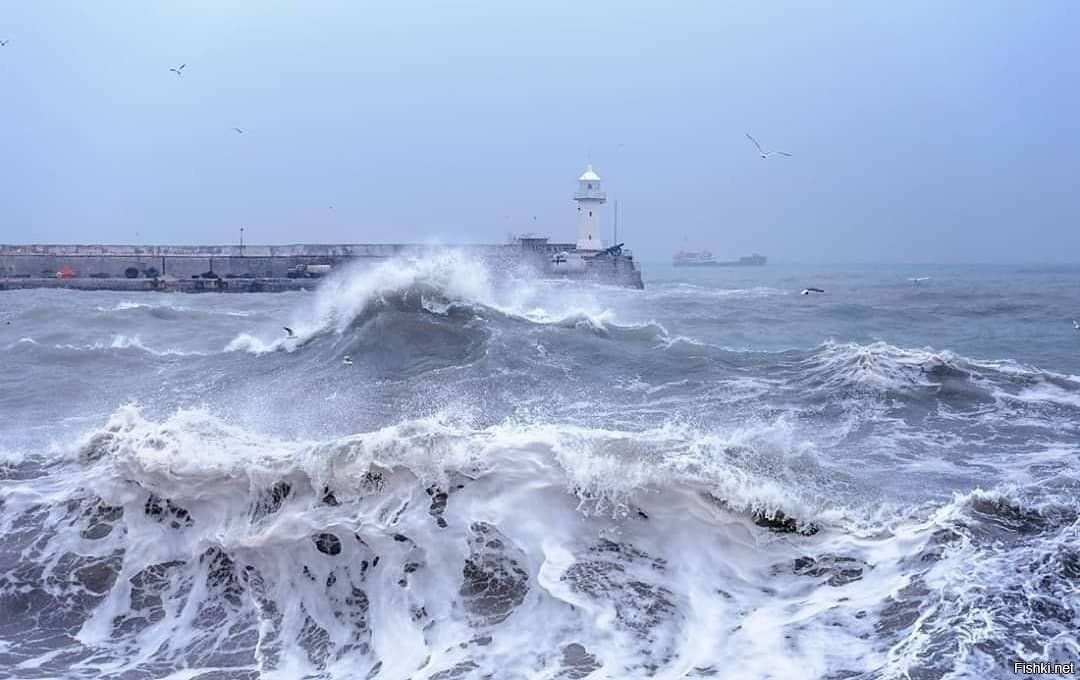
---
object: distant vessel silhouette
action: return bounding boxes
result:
[673,251,766,267]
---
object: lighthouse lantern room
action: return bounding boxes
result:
[574,164,606,251]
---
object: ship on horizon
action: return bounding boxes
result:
[673,251,767,267]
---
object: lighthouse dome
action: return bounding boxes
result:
[578,164,601,182]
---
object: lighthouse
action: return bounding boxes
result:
[574,164,606,251]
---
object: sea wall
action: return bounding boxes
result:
[0,242,643,290]
[0,243,538,280]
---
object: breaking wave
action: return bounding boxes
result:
[2,404,1075,678]
[224,254,656,354]
[4,260,1080,679]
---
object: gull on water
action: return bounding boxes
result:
[1074,320,1079,330]
[801,287,825,295]
[283,327,295,337]
[343,355,354,366]
[909,277,930,285]
[746,133,792,159]
[169,63,186,76]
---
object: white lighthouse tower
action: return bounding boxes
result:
[574,164,606,251]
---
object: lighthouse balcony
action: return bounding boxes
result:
[573,191,607,201]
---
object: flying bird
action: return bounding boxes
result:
[169,63,186,76]
[746,133,792,159]
[0,40,10,47]
[232,127,244,134]
[801,287,825,295]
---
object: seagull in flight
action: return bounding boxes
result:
[0,40,10,47]
[801,287,825,295]
[909,277,930,285]
[232,127,244,134]
[169,63,186,76]
[746,133,792,159]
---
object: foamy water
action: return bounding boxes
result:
[1,258,1078,678]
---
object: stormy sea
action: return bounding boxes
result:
[1,254,1078,680]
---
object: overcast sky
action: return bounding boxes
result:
[2,1,1078,262]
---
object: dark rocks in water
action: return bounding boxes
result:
[793,556,815,571]
[200,547,244,606]
[560,642,602,678]
[392,533,410,543]
[593,538,668,572]
[752,509,818,536]
[345,585,370,617]
[74,557,121,595]
[81,521,114,540]
[789,554,869,587]
[429,661,480,680]
[460,522,529,626]
[321,487,340,506]
[426,485,449,528]
[253,481,292,519]
[297,613,332,669]
[314,533,342,556]
[120,560,187,634]
[268,481,291,509]
[563,556,677,643]
[144,494,192,529]
[81,499,123,540]
[706,494,819,536]
[361,470,385,492]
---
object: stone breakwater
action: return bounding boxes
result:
[0,243,644,291]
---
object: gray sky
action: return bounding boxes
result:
[2,1,1078,262]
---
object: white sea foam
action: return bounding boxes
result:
[20,405,894,678]
[50,334,207,357]
[223,252,662,354]
[652,283,790,300]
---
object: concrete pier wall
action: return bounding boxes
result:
[0,242,644,290]
[0,243,549,279]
